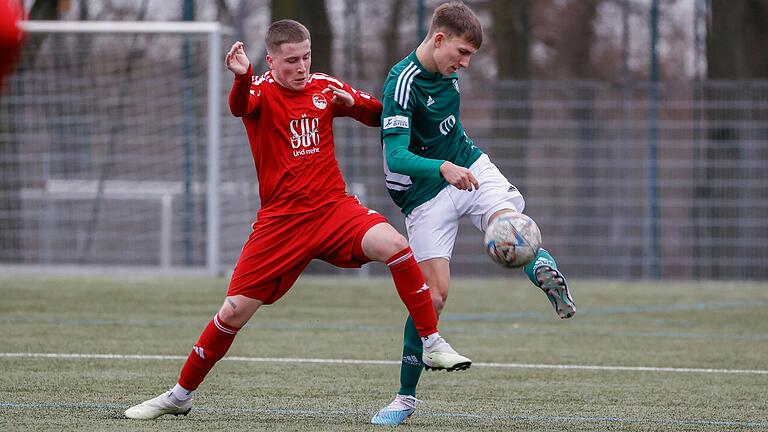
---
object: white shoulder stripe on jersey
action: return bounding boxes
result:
[393,62,413,106]
[396,64,419,108]
[394,63,419,109]
[401,66,419,109]
[308,73,343,87]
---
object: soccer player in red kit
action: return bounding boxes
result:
[124,20,470,420]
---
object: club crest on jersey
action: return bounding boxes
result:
[439,115,456,136]
[312,93,328,110]
[290,117,321,157]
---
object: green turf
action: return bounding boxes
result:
[1,274,767,431]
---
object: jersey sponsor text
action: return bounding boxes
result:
[383,115,409,130]
[290,117,321,156]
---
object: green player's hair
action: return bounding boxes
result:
[427,1,483,49]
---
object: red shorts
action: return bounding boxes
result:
[228,195,388,304]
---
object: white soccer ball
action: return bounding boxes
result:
[484,212,542,268]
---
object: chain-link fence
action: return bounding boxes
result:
[2,26,766,279]
[334,79,768,280]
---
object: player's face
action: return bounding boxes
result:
[433,33,477,76]
[267,39,312,91]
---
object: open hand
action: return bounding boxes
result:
[322,84,354,107]
[225,41,250,75]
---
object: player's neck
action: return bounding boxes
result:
[271,70,306,92]
[273,76,293,91]
[415,43,438,74]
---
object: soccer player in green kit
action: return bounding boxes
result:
[371,1,576,425]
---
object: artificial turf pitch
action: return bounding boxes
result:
[1,274,766,431]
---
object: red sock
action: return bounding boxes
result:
[178,313,240,391]
[387,247,438,337]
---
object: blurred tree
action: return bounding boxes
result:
[697,0,768,277]
[342,0,363,80]
[215,0,247,42]
[271,0,332,74]
[707,0,768,79]
[537,0,600,79]
[25,0,63,60]
[381,0,406,81]
[64,0,91,176]
[490,0,531,191]
[534,0,605,257]
[561,0,602,250]
[493,0,530,80]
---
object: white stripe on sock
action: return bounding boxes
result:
[387,251,413,267]
[213,314,238,335]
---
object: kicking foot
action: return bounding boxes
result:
[371,394,420,425]
[536,265,576,319]
[124,390,192,420]
[422,336,472,371]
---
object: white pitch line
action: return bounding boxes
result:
[2,352,767,375]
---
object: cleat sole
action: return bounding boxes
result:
[424,361,472,372]
[536,265,576,319]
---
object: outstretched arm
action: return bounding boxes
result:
[226,41,260,117]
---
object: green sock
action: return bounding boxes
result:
[523,247,558,287]
[398,316,424,397]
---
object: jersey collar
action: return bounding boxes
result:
[409,51,457,80]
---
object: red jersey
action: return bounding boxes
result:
[229,66,382,218]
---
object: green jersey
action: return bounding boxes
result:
[381,51,483,216]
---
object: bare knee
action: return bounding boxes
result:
[387,233,409,255]
[217,296,261,328]
[217,302,238,325]
[362,223,410,262]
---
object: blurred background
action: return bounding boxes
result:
[1,0,767,280]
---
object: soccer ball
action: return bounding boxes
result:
[484,212,541,268]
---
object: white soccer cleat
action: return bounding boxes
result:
[124,390,193,420]
[370,394,421,425]
[422,336,472,371]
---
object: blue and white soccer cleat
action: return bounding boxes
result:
[536,265,576,319]
[371,394,420,425]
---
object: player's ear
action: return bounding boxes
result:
[265,54,273,68]
[434,32,445,48]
